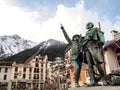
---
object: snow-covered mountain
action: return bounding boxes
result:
[39,39,66,51]
[0,39,67,63]
[38,39,67,60]
[0,34,38,59]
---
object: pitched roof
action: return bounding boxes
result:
[104,33,120,48]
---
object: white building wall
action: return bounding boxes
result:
[18,66,23,79]
[104,47,119,74]
[0,67,4,81]
[10,66,15,80]
[0,54,48,89]
[26,67,29,80]
[6,67,12,81]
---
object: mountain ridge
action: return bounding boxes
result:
[0,34,37,59]
[0,35,67,63]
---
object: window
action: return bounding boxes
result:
[29,68,32,73]
[41,75,43,80]
[117,54,120,66]
[5,68,8,73]
[29,74,31,79]
[23,67,26,72]
[14,73,18,79]
[23,74,26,79]
[35,63,39,67]
[34,74,39,79]
[3,75,7,80]
[116,48,120,66]
[15,67,18,72]
[41,63,43,67]
[14,75,17,79]
[41,69,43,73]
[34,68,39,73]
[36,58,39,62]
[85,69,89,77]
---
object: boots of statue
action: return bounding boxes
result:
[101,77,107,86]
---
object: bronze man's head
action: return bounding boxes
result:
[86,22,94,29]
[72,34,80,41]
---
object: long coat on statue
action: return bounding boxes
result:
[83,27,105,65]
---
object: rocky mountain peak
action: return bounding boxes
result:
[0,34,37,59]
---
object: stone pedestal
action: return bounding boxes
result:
[68,86,120,90]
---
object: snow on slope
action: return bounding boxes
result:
[0,34,38,58]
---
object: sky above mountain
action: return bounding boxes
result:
[0,0,120,42]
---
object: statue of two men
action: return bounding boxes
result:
[60,22,107,87]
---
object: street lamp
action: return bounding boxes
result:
[55,57,63,90]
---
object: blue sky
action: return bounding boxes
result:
[84,0,120,22]
[16,0,78,9]
[16,0,120,22]
[0,0,120,42]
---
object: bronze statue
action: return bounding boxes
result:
[83,22,107,86]
[60,24,83,87]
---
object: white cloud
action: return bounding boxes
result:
[0,0,41,41]
[0,0,120,43]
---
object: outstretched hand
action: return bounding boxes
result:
[60,24,64,30]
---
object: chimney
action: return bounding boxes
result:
[111,30,119,39]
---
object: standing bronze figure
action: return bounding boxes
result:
[83,22,107,86]
[60,24,83,87]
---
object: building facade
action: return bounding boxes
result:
[103,30,120,74]
[0,54,69,90]
[0,55,48,90]
[0,62,12,90]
